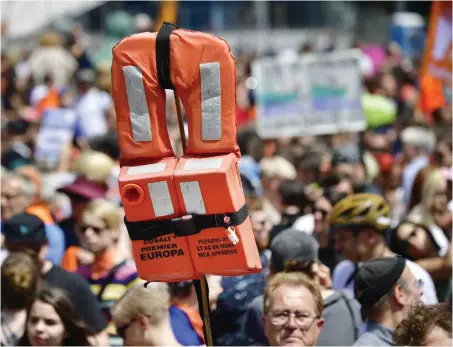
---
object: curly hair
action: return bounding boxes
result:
[393,303,452,346]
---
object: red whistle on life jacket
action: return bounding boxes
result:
[112,22,262,282]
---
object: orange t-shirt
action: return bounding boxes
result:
[61,247,116,280]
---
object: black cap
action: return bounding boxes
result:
[354,256,406,308]
[270,228,319,272]
[3,213,47,245]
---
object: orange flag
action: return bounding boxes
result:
[421,0,452,85]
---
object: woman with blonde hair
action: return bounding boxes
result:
[75,199,140,345]
[112,282,181,346]
[408,168,450,249]
[402,168,452,301]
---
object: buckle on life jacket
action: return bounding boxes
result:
[171,215,199,237]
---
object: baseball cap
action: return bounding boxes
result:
[3,213,47,245]
[270,228,319,272]
[354,256,406,308]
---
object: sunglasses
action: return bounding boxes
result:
[116,322,131,340]
[79,224,103,234]
[369,146,389,153]
[116,315,151,340]
[309,204,329,218]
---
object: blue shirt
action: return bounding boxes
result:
[353,321,393,346]
[169,305,203,346]
[44,223,65,265]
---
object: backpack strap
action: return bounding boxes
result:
[339,290,360,341]
[96,260,127,302]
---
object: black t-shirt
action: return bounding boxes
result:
[43,265,107,333]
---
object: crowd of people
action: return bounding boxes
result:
[1,11,452,347]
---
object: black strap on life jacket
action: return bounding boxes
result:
[124,203,249,241]
[156,21,178,90]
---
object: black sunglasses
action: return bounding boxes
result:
[116,321,132,340]
[309,203,329,218]
[116,314,153,340]
[79,224,103,234]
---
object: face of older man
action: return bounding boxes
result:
[1,177,32,220]
[263,284,324,346]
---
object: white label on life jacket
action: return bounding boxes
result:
[148,181,174,217]
[127,163,166,176]
[179,181,206,215]
[200,62,221,141]
[123,65,152,142]
[183,158,223,171]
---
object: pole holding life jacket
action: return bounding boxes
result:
[112,23,262,283]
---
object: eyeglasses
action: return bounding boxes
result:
[269,311,320,330]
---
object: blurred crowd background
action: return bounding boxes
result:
[1,1,452,346]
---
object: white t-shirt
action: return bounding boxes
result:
[332,258,438,305]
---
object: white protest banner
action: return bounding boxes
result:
[252,50,366,139]
[34,108,77,165]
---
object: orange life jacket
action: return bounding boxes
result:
[111,23,261,282]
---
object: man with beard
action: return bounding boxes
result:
[353,257,423,346]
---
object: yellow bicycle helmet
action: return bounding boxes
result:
[329,193,391,232]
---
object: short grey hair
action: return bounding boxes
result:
[401,127,436,153]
